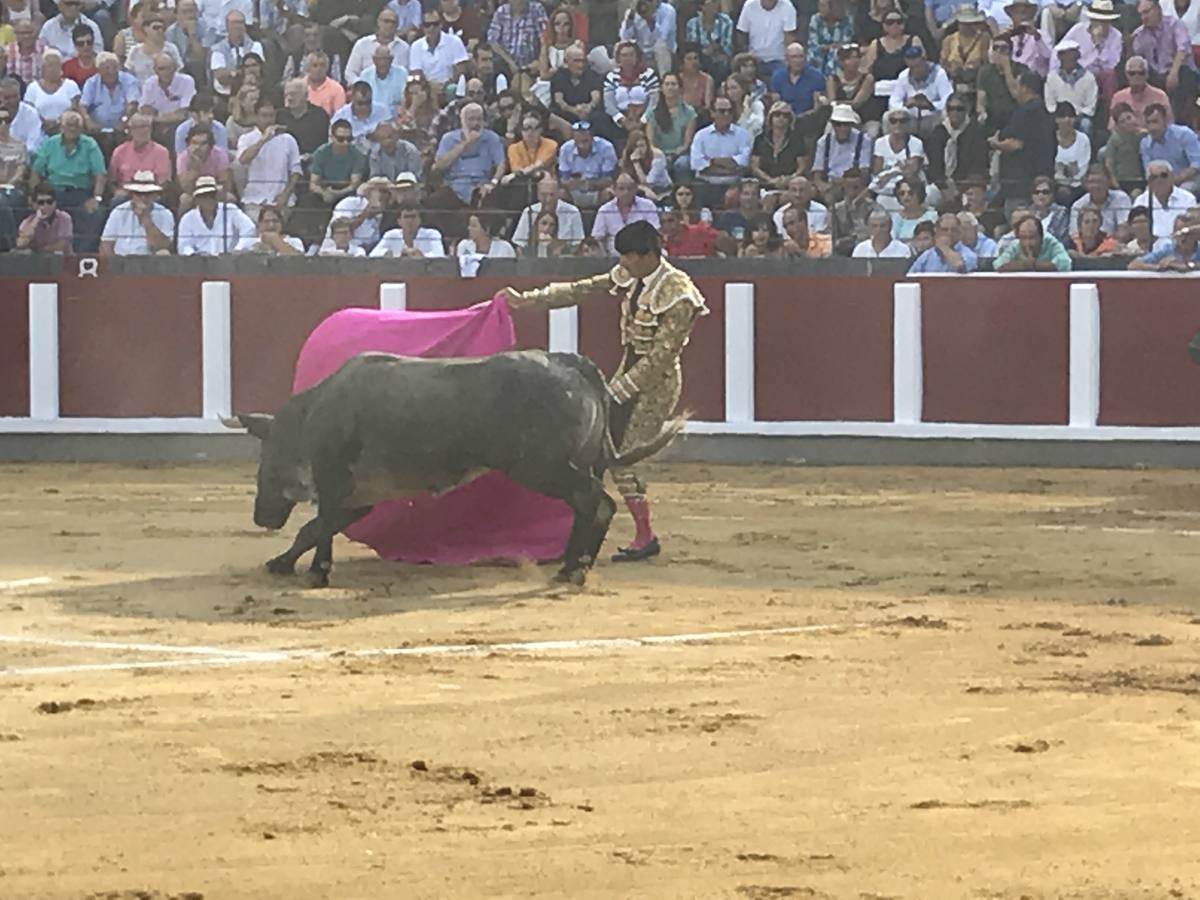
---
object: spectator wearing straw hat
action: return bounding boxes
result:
[1044,39,1097,136]
[811,102,871,198]
[888,44,953,137]
[940,6,988,92]
[100,169,174,256]
[176,175,256,255]
[1057,0,1122,100]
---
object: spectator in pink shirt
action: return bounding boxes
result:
[175,124,231,210]
[1109,55,1173,129]
[305,51,347,117]
[108,112,170,203]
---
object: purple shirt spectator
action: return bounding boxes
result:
[1057,21,1122,74]
[591,192,661,253]
[18,207,72,251]
[1132,13,1194,76]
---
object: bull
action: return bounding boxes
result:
[224,350,683,587]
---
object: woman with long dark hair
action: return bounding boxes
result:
[645,72,696,174]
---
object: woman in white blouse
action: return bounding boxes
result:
[870,107,926,208]
[1051,101,1091,203]
[24,49,80,135]
[456,213,516,277]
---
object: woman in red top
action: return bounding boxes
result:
[62,24,97,86]
[1069,205,1120,257]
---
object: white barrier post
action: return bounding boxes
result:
[380,282,407,310]
[892,282,923,425]
[28,283,59,420]
[1068,282,1101,428]
[724,283,755,423]
[201,281,232,419]
[548,307,579,353]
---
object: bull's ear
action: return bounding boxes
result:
[231,414,274,440]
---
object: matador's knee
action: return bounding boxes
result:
[612,467,646,501]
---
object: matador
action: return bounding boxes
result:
[504,220,709,562]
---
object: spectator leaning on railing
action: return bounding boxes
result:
[908,211,978,272]
[993,213,1073,270]
[1128,210,1200,270]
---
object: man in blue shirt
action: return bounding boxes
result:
[689,96,752,205]
[1140,103,1200,193]
[909,212,979,272]
[1128,211,1200,271]
[768,42,826,116]
[557,120,618,209]
[81,53,140,139]
[429,101,506,238]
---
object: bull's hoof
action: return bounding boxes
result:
[553,567,587,587]
[305,569,330,589]
[265,555,295,575]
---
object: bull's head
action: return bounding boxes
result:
[223,413,313,530]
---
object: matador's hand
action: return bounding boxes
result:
[499,287,527,308]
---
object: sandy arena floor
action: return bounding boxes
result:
[1,462,1199,900]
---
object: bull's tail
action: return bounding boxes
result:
[606,413,689,469]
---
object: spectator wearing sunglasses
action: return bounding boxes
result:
[1131,159,1197,237]
[15,184,73,253]
[62,23,96,86]
[924,95,988,194]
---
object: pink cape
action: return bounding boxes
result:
[291,297,574,565]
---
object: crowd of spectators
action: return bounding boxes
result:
[3,0,1200,273]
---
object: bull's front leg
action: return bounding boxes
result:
[266,515,328,575]
[305,505,373,588]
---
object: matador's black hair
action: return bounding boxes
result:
[613,220,661,256]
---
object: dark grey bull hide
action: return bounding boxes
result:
[225,351,682,587]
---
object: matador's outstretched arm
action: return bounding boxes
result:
[501,268,634,312]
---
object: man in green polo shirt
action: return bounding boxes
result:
[994,215,1073,272]
[31,109,106,252]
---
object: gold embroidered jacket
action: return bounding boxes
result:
[510,260,709,402]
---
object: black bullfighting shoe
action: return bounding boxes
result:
[611,537,661,563]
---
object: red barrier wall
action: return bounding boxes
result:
[755,277,895,421]
[921,279,1069,425]
[58,277,204,417]
[0,280,30,417]
[7,273,1200,428]
[1098,282,1200,426]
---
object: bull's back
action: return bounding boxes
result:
[305,351,604,472]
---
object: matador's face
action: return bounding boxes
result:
[619,251,659,280]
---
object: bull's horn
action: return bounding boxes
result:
[219,415,243,429]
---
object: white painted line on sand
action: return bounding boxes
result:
[0,622,869,678]
[0,577,52,591]
[0,634,279,659]
[1038,524,1200,537]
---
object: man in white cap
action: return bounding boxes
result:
[810,103,870,200]
[176,175,256,255]
[99,170,175,256]
[328,176,390,252]
[613,84,649,143]
[1057,0,1121,100]
[1044,39,1097,135]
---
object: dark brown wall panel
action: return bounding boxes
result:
[58,277,203,417]
[0,280,30,417]
[921,279,1069,425]
[755,277,895,421]
[1098,283,1200,426]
